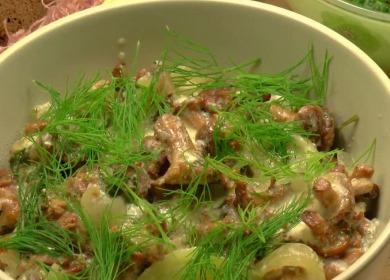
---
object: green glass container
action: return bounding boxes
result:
[287,0,390,75]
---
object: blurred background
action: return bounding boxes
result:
[0,0,47,46]
[264,0,390,76]
[1,0,388,75]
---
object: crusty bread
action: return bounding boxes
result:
[0,0,46,45]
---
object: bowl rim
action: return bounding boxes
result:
[324,0,390,22]
[0,1,389,279]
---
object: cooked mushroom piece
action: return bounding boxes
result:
[269,104,297,123]
[319,172,354,223]
[152,114,204,186]
[351,164,374,179]
[0,169,19,234]
[301,210,350,258]
[313,177,339,209]
[190,88,234,112]
[297,105,335,151]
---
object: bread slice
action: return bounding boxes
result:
[0,0,46,45]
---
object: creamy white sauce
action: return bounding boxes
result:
[33,102,51,119]
[288,135,318,174]
[362,219,380,252]
[354,202,367,214]
[122,204,144,234]
[289,176,309,193]
[10,136,36,155]
[183,150,201,164]
[323,172,349,198]
[91,80,109,90]
[136,72,152,87]
[0,250,20,278]
[309,198,327,217]
[286,221,318,245]
[126,204,143,219]
[184,125,198,145]
[269,94,283,102]
[175,94,191,105]
[324,259,348,275]
[144,127,155,137]
[292,135,317,153]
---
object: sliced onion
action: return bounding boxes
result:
[80,184,126,226]
[0,250,20,278]
[137,248,222,280]
[137,248,194,280]
[250,243,325,280]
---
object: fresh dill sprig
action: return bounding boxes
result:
[25,41,174,235]
[0,219,76,257]
[163,165,214,232]
[42,264,88,280]
[352,138,377,166]
[2,151,80,259]
[163,30,330,109]
[205,157,256,183]
[213,107,311,160]
[76,209,133,280]
[181,194,310,280]
[308,47,331,104]
[122,185,173,246]
[73,195,173,280]
[347,0,390,13]
[16,177,45,230]
[33,64,171,182]
[162,31,332,168]
[162,27,261,93]
[101,165,173,246]
[206,147,338,184]
[338,114,359,131]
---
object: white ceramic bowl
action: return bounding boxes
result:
[0,1,389,279]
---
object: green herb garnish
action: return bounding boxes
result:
[347,0,390,13]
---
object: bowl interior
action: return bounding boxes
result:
[0,1,389,279]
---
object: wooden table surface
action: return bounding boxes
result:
[261,0,390,279]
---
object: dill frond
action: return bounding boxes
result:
[352,139,377,166]
[77,210,133,280]
[181,194,310,280]
[17,179,45,230]
[163,30,331,110]
[163,166,214,232]
[338,114,359,131]
[162,35,332,170]
[0,220,76,257]
[122,185,173,246]
[43,265,88,280]
[206,148,338,186]
[205,157,256,183]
